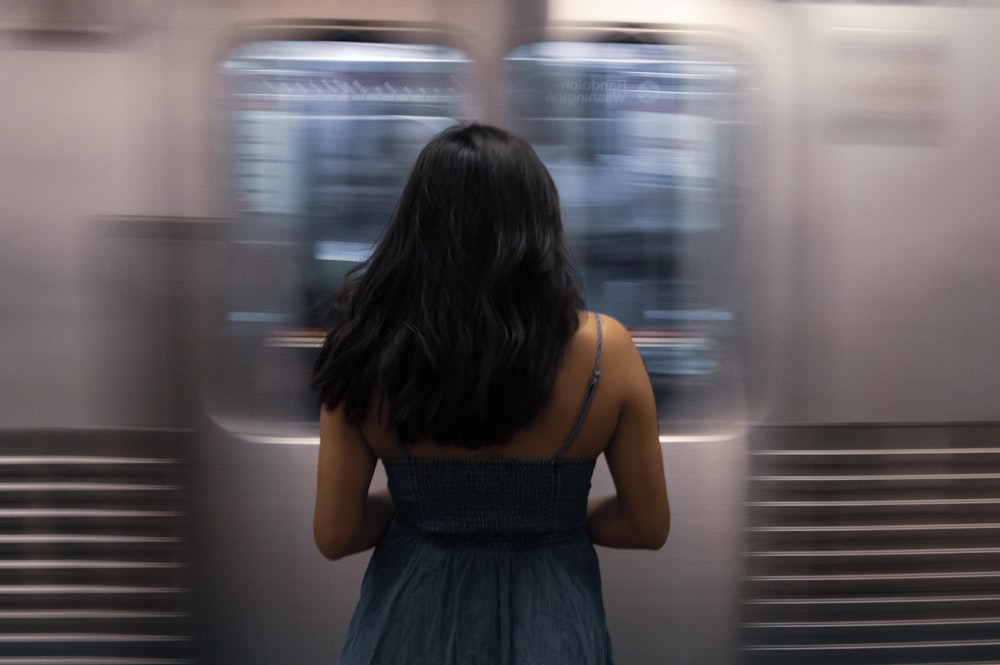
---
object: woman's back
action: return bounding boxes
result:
[376,312,608,544]
[359,309,671,552]
[312,124,669,663]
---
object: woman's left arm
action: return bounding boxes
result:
[314,405,394,560]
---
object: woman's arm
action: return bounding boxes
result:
[314,405,394,560]
[586,318,670,549]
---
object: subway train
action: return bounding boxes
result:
[1,0,999,663]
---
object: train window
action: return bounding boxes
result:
[216,38,473,435]
[504,39,748,425]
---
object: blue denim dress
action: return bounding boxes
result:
[339,316,612,665]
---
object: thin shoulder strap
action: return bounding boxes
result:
[556,313,603,461]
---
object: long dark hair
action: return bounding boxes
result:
[311,124,584,447]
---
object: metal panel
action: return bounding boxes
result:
[743,424,1000,664]
[0,430,193,664]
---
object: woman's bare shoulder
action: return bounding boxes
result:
[588,312,650,393]
[593,312,633,344]
[573,310,630,337]
[560,312,643,397]
[565,312,639,368]
[580,312,640,363]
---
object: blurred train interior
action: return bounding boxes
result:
[1,1,1000,663]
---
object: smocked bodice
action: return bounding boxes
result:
[384,458,596,549]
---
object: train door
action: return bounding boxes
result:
[198,27,474,664]
[502,26,756,664]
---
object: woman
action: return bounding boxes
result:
[312,124,669,664]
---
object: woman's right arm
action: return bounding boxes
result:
[586,318,670,549]
[314,405,394,560]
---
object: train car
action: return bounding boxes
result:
[0,1,998,664]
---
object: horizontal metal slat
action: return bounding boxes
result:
[748,594,1000,606]
[750,522,1000,533]
[0,610,188,620]
[749,546,1000,557]
[0,561,182,570]
[748,572,1000,585]
[0,484,179,492]
[0,656,194,665]
[0,536,181,545]
[745,617,1000,629]
[743,638,1000,652]
[0,510,180,518]
[0,458,179,466]
[749,498,1000,507]
[0,586,185,595]
[753,448,1000,456]
[0,634,188,643]
[752,473,1000,482]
